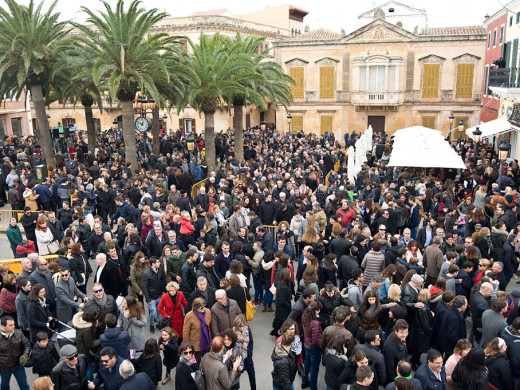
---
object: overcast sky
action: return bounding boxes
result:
[0,0,512,32]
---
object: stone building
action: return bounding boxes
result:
[0,91,33,137]
[273,6,486,138]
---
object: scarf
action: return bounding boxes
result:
[38,297,46,307]
[195,309,211,355]
[93,293,108,308]
[180,356,196,366]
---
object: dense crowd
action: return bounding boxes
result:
[0,126,520,390]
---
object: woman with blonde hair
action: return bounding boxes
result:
[35,216,57,255]
[477,227,493,259]
[158,281,188,339]
[445,339,472,390]
[301,225,320,252]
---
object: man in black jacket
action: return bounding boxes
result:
[180,249,198,294]
[259,194,276,225]
[271,333,297,390]
[77,217,92,257]
[145,222,168,258]
[338,247,360,289]
[57,201,74,230]
[141,257,166,333]
[51,344,88,390]
[84,283,119,335]
[0,316,31,390]
[19,207,38,245]
[439,295,467,357]
[93,253,122,299]
[470,282,492,344]
[46,211,64,242]
[188,276,217,310]
[330,229,352,258]
[353,330,386,385]
[175,191,191,213]
[196,253,220,290]
[382,319,409,384]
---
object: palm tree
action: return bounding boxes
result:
[0,0,71,167]
[76,0,178,170]
[180,33,263,173]
[52,47,105,155]
[224,34,294,162]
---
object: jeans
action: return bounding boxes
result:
[253,275,264,302]
[273,385,294,390]
[0,365,29,390]
[302,346,322,390]
[148,298,161,327]
[244,356,257,390]
[410,227,418,240]
[263,289,273,308]
[87,362,94,380]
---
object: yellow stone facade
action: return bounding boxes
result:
[274,19,486,138]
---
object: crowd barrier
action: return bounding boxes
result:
[263,225,278,237]
[191,179,206,199]
[0,254,58,274]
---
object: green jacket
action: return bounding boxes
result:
[6,225,22,250]
[166,252,186,281]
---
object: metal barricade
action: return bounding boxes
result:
[263,225,278,238]
[191,179,206,199]
[0,254,58,274]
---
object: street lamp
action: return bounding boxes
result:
[498,140,511,190]
[287,114,292,133]
[472,126,482,165]
[448,113,454,140]
[457,119,464,145]
[112,119,118,127]
[162,114,168,133]
[186,133,195,152]
[260,121,266,131]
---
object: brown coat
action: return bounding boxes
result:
[200,351,239,390]
[183,309,212,352]
[23,188,39,211]
[424,244,444,279]
[210,298,241,337]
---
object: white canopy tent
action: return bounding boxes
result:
[465,118,512,140]
[388,126,466,169]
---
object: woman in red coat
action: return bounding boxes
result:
[158,281,188,338]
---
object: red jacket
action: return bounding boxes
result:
[0,288,16,313]
[271,263,295,286]
[303,319,322,349]
[180,217,195,235]
[16,241,37,255]
[336,208,356,228]
[158,291,188,338]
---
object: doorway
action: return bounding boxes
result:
[368,116,385,133]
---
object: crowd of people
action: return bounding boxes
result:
[0,125,519,390]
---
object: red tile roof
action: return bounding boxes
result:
[290,28,342,41]
[192,9,229,16]
[419,26,486,36]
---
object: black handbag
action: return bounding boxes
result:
[157,294,177,330]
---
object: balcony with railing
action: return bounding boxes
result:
[489,67,520,99]
[351,91,402,106]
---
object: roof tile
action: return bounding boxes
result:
[419,26,486,36]
[289,28,342,41]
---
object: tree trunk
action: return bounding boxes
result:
[151,105,160,156]
[121,99,138,171]
[233,104,244,163]
[204,110,216,174]
[84,103,96,155]
[29,84,55,167]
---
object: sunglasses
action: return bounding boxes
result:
[40,263,48,266]
[183,350,193,356]
[93,289,103,293]
[66,354,78,361]
[101,358,111,364]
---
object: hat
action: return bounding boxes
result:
[60,344,77,358]
[411,274,424,283]
[372,274,383,283]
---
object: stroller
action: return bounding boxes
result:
[49,319,76,349]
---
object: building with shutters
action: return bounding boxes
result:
[37,5,308,136]
[273,5,486,138]
[0,91,33,137]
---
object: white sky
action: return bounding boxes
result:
[0,0,513,32]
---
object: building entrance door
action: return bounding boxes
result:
[368,116,385,133]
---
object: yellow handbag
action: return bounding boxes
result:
[244,288,255,322]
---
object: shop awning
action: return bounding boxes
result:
[465,118,513,140]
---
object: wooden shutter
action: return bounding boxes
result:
[421,64,440,98]
[455,64,474,98]
[178,118,184,132]
[320,115,333,134]
[421,116,436,129]
[291,115,303,132]
[192,118,196,132]
[290,67,304,99]
[320,66,335,99]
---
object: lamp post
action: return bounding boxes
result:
[287,114,292,133]
[133,92,156,133]
[260,121,266,131]
[186,133,195,162]
[472,126,482,165]
[112,119,118,129]
[448,113,454,141]
[162,114,168,134]
[457,119,464,146]
[498,140,511,190]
